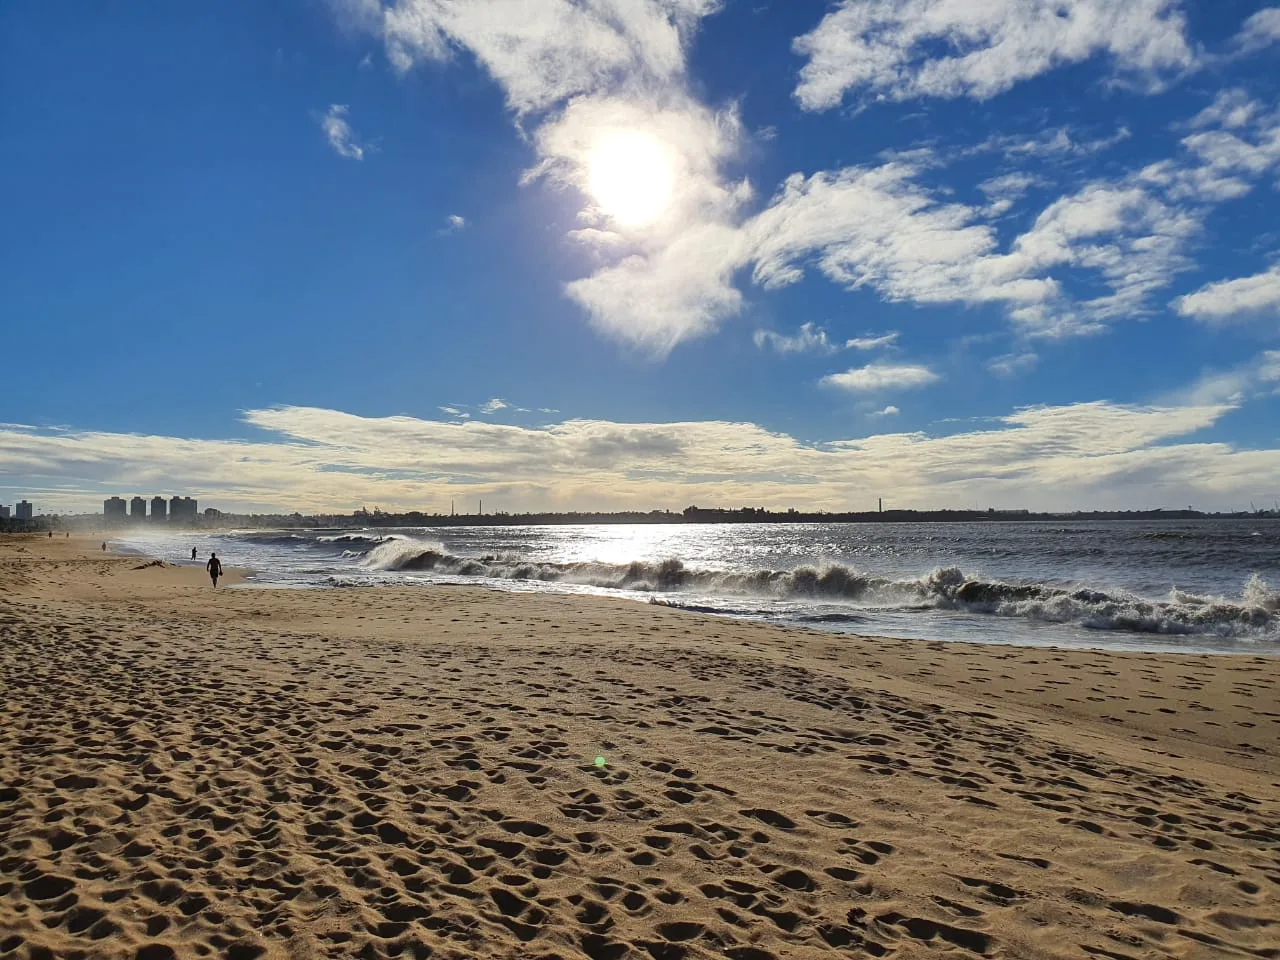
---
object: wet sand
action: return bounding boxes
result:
[1,535,1277,960]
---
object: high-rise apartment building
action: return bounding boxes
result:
[169,496,198,523]
[0,505,9,520]
[130,496,147,521]
[15,501,33,520]
[150,496,167,522]
[104,497,128,522]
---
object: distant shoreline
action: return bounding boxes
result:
[6,507,1280,534]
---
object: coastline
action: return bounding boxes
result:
[2,534,1277,959]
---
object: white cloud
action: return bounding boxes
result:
[441,213,467,233]
[792,0,1193,110]
[378,0,719,114]
[1174,265,1280,324]
[979,172,1042,216]
[752,324,898,357]
[987,351,1039,377]
[5,397,1278,514]
[1189,89,1259,131]
[347,3,1280,354]
[845,331,900,350]
[1176,350,1280,406]
[822,362,940,393]
[750,163,1054,310]
[1002,182,1199,328]
[479,398,509,414]
[438,405,470,419]
[567,88,1280,347]
[753,323,900,355]
[869,405,900,417]
[966,126,1132,161]
[355,0,744,352]
[754,323,839,354]
[319,104,365,160]
[1233,7,1280,54]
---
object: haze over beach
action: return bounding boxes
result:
[3,2,1280,960]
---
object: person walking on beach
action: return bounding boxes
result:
[191,546,197,561]
[206,552,222,588]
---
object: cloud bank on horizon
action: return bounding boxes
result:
[3,389,1279,514]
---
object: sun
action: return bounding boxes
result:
[585,129,676,228]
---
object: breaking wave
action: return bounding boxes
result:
[360,540,1278,639]
[317,533,395,545]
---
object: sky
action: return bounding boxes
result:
[2,0,1280,515]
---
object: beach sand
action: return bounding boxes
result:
[1,535,1276,960]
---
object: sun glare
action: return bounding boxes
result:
[585,129,676,228]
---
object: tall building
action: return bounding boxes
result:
[130,496,147,521]
[0,505,10,520]
[15,500,33,520]
[104,497,128,522]
[169,496,198,523]
[151,496,167,522]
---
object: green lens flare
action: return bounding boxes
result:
[594,756,607,768]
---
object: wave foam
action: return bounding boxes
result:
[357,540,1278,639]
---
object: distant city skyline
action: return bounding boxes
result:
[2,3,1279,513]
[102,494,199,523]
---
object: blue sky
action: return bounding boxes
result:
[3,1,1280,514]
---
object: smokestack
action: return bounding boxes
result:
[879,497,882,513]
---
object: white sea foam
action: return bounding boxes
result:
[352,539,1277,639]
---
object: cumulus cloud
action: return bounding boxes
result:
[566,86,1279,346]
[377,0,719,114]
[479,398,509,414]
[750,164,1053,309]
[5,397,1277,513]
[440,213,467,233]
[1189,89,1260,131]
[792,0,1194,110]
[1174,265,1280,324]
[822,362,940,392]
[353,0,748,352]
[869,405,900,417]
[1002,183,1199,329]
[319,104,365,159]
[1233,7,1280,54]
[345,3,1280,353]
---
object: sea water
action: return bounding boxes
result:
[113,520,1280,654]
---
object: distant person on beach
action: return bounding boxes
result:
[101,542,106,552]
[206,552,222,588]
[191,547,197,560]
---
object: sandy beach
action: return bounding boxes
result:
[1,535,1276,960]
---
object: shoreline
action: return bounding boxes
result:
[2,534,1278,959]
[103,529,1280,658]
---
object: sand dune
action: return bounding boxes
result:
[1,536,1277,960]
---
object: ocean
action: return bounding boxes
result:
[112,520,1280,654]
